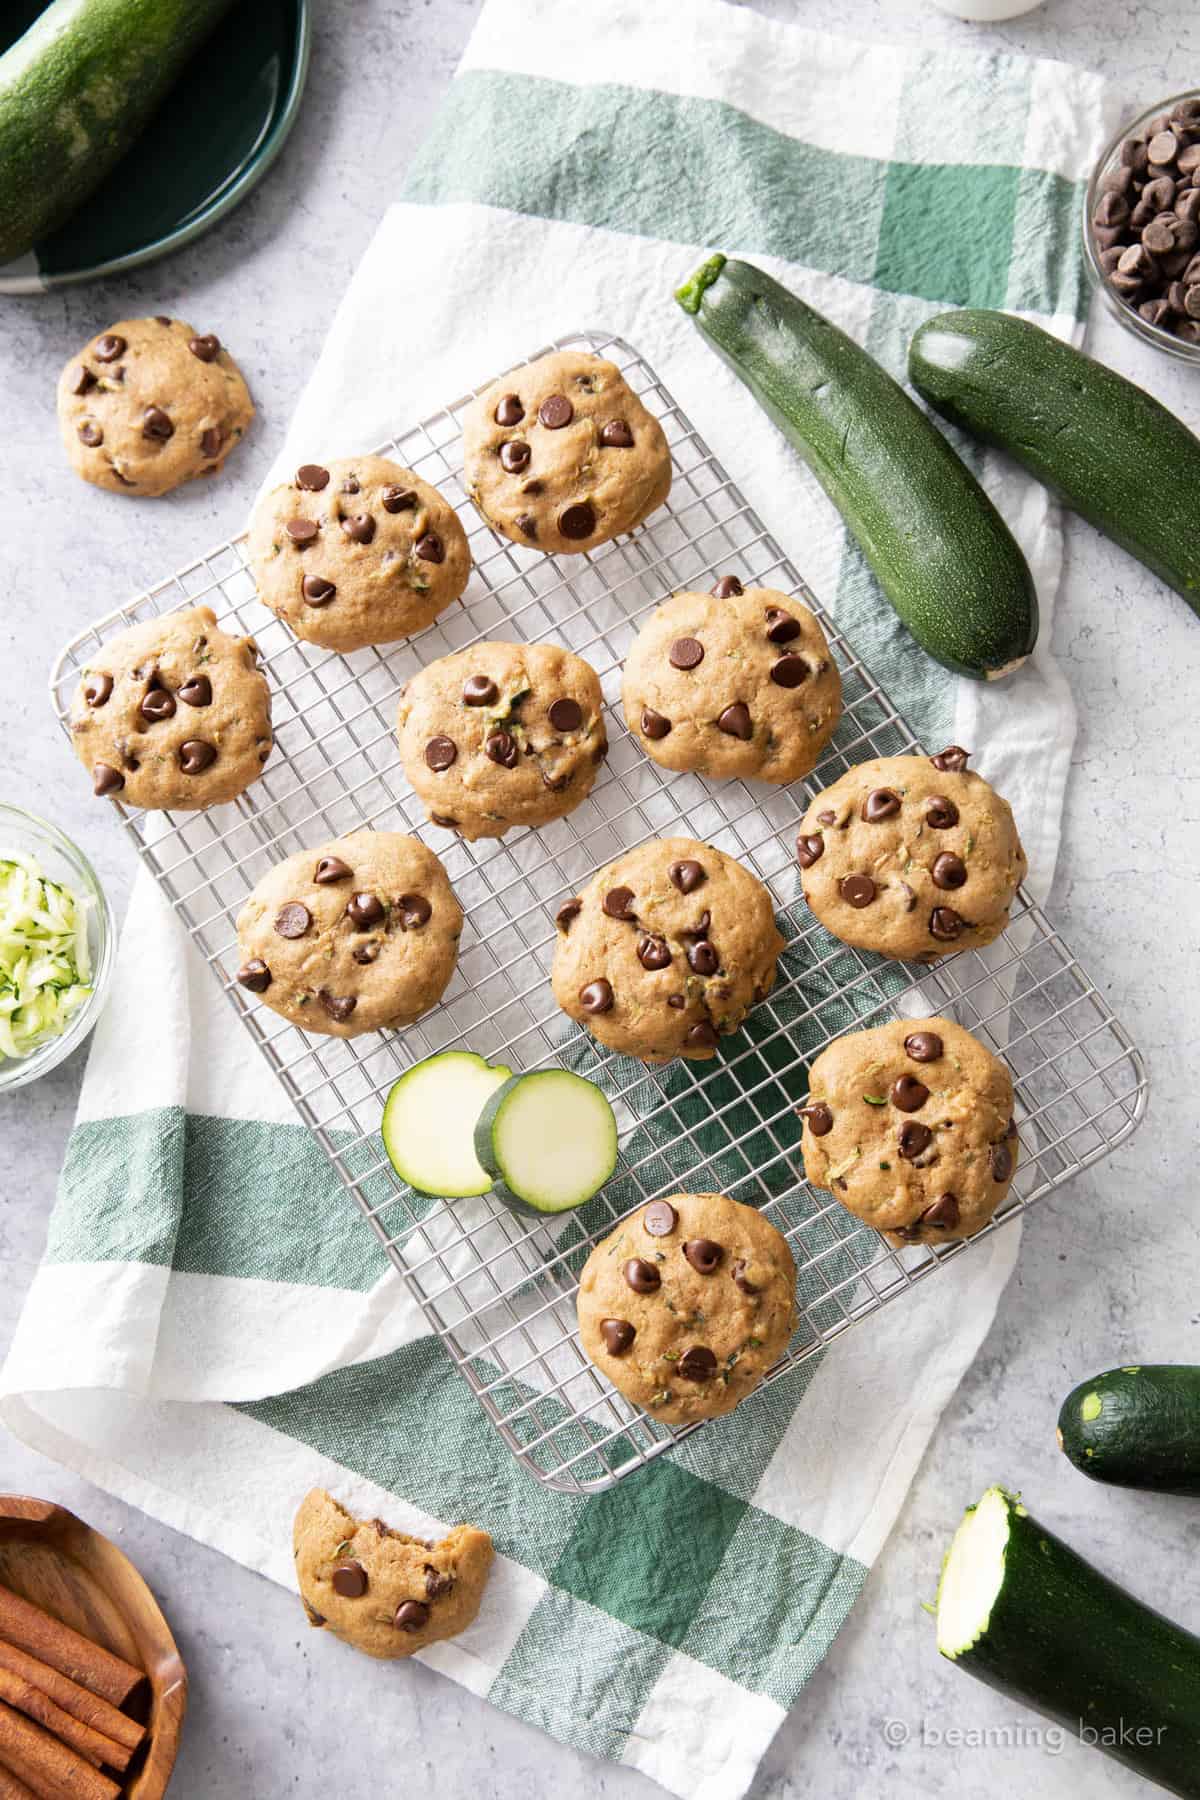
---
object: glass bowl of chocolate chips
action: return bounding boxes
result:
[1084,91,1200,360]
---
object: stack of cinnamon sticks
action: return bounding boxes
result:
[0,1583,147,1800]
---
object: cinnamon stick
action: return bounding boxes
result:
[0,1587,143,1708]
[0,1701,119,1800]
[0,1666,130,1773]
[0,1645,143,1757]
[0,1758,37,1800]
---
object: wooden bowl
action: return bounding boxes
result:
[0,1497,186,1798]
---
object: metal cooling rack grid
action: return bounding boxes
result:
[50,328,1147,1495]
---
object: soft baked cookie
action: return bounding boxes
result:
[246,454,470,652]
[58,316,253,495]
[294,1489,493,1660]
[622,576,841,782]
[796,748,1027,961]
[577,1193,796,1423]
[68,604,272,809]
[235,830,461,1037]
[800,1015,1018,1245]
[463,349,672,555]
[396,640,607,841]
[552,836,784,1063]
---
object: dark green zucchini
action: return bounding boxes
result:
[909,308,1200,613]
[675,255,1038,681]
[938,1485,1200,1797]
[1058,1365,1200,1496]
[0,0,235,263]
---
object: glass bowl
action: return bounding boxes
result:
[0,805,116,1092]
[1083,89,1200,365]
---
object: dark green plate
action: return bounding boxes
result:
[0,0,310,294]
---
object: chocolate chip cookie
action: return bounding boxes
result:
[396,640,607,841]
[577,1192,796,1423]
[552,836,784,1063]
[622,576,841,782]
[294,1489,493,1661]
[797,748,1027,961]
[68,604,272,809]
[800,1015,1018,1245]
[58,316,253,496]
[247,454,470,653]
[463,349,672,555]
[235,830,461,1037]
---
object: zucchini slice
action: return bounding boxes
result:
[938,1485,1200,1795]
[1058,1365,1200,1496]
[382,1052,512,1197]
[474,1071,617,1216]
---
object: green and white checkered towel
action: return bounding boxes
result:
[2,4,1112,1795]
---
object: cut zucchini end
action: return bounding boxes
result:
[675,252,727,315]
[935,1486,1013,1660]
[382,1051,513,1198]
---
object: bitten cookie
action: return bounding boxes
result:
[68,604,272,809]
[397,640,607,841]
[577,1193,796,1423]
[58,316,253,495]
[797,748,1027,961]
[800,1015,1018,1245]
[246,454,470,652]
[235,830,461,1037]
[622,576,841,782]
[294,1489,493,1661]
[552,836,783,1064]
[463,349,672,555]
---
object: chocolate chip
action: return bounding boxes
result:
[84,673,113,707]
[732,1259,760,1295]
[862,788,901,822]
[890,1074,929,1112]
[500,440,531,473]
[416,532,444,563]
[539,393,573,428]
[1006,1116,1018,1142]
[424,1566,454,1600]
[286,518,319,545]
[929,907,965,942]
[275,902,312,938]
[603,885,636,920]
[71,365,96,395]
[903,1030,943,1062]
[685,1021,718,1049]
[669,637,704,670]
[839,874,876,907]
[331,1561,367,1598]
[643,1199,678,1236]
[559,501,596,540]
[352,942,380,965]
[556,898,582,931]
[516,514,538,541]
[94,334,126,362]
[549,697,582,732]
[320,992,357,1023]
[92,762,124,796]
[686,911,711,938]
[677,1346,717,1381]
[486,730,519,769]
[495,393,524,426]
[580,979,613,1013]
[600,1318,636,1355]
[600,419,633,447]
[315,856,352,884]
[140,685,176,722]
[687,941,718,976]
[683,1238,723,1274]
[463,675,498,706]
[425,736,457,771]
[922,1194,960,1230]
[801,1102,833,1136]
[394,1601,430,1633]
[930,745,969,772]
[396,893,432,929]
[1150,129,1179,166]
[932,852,967,890]
[770,654,808,688]
[638,935,671,970]
[641,707,671,739]
[340,514,376,545]
[78,421,103,447]
[179,740,216,774]
[990,1141,1013,1183]
[377,489,416,518]
[816,810,837,826]
[924,795,959,829]
[347,892,385,928]
[898,1121,933,1160]
[431,814,458,829]
[303,1602,325,1627]
[764,606,802,643]
[236,959,271,993]
[189,334,220,363]
[669,859,705,893]
[302,575,336,605]
[712,575,744,597]
[717,702,752,740]
[624,1257,661,1294]
[667,994,686,1009]
[296,464,329,490]
[796,835,824,868]
[142,406,174,441]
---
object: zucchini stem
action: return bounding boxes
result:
[675,253,727,315]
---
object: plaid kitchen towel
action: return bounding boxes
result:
[2,4,1113,1796]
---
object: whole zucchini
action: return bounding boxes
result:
[675,255,1039,681]
[0,0,235,263]
[1058,1365,1200,1496]
[909,308,1200,613]
[938,1485,1200,1797]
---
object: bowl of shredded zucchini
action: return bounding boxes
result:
[0,806,115,1090]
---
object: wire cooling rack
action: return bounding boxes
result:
[50,329,1147,1495]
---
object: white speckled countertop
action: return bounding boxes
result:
[2,1,1198,1794]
